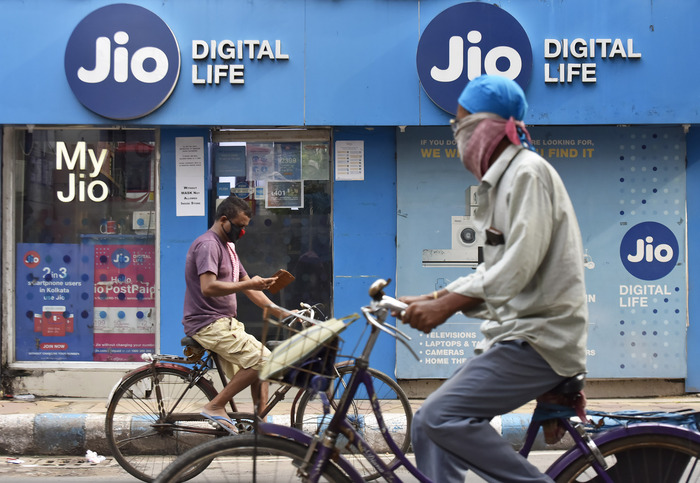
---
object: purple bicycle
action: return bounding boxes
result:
[155,279,700,483]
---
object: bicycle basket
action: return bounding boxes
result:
[260,316,347,392]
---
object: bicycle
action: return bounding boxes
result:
[154,278,700,483]
[105,302,412,483]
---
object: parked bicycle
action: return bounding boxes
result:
[105,302,412,482]
[154,278,700,483]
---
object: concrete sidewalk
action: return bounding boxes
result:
[1,393,700,456]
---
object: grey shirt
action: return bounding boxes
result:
[446,144,588,377]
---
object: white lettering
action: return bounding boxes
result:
[131,47,169,83]
[432,36,463,82]
[192,40,209,60]
[431,30,522,83]
[55,142,110,203]
[275,40,289,60]
[78,32,167,84]
[543,37,640,85]
[627,237,674,263]
[78,37,111,83]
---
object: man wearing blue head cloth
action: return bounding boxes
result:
[400,75,588,482]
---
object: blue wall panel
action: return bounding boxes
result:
[332,127,398,377]
[158,128,211,355]
[687,126,700,391]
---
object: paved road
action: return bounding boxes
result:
[0,451,563,482]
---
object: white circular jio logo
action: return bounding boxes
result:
[64,4,181,120]
[417,3,533,115]
[620,222,679,281]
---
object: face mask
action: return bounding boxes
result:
[225,219,245,242]
[453,112,510,180]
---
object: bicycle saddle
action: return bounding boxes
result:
[549,373,586,395]
[181,336,204,349]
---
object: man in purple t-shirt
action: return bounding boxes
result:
[183,196,283,433]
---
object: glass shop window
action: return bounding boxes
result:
[210,133,332,338]
[9,128,157,363]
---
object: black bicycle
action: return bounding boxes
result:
[105,303,412,482]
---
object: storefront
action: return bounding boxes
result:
[1,0,699,397]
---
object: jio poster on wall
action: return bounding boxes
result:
[93,244,156,361]
[15,243,94,361]
[396,126,686,379]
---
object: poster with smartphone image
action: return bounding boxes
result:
[15,243,94,361]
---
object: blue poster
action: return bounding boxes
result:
[214,145,246,177]
[396,126,686,379]
[275,142,301,180]
[15,243,94,361]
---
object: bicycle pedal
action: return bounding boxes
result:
[205,419,229,432]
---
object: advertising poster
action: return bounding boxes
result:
[93,244,156,361]
[15,243,94,361]
[302,141,330,180]
[214,145,246,177]
[266,180,304,209]
[275,142,301,180]
[246,143,274,181]
[396,126,686,379]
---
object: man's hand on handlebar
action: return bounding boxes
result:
[395,291,484,334]
[399,299,452,334]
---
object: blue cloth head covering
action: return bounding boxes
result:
[457,75,528,121]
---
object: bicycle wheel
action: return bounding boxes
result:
[554,433,700,482]
[106,365,224,482]
[294,365,413,480]
[153,434,351,483]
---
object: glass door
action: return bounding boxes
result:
[211,129,332,337]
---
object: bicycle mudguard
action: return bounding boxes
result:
[258,422,365,482]
[546,423,700,480]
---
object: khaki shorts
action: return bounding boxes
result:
[192,317,270,378]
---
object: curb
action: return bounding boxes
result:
[0,412,560,456]
[0,414,110,456]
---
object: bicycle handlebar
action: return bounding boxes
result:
[266,279,419,361]
[362,279,420,361]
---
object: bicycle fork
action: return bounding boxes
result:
[562,419,612,482]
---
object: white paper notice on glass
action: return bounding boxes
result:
[176,137,206,216]
[335,140,364,181]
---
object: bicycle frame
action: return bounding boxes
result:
[257,309,416,482]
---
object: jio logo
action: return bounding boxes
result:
[64,4,181,120]
[620,222,679,281]
[416,2,533,115]
[111,248,132,269]
[23,251,41,269]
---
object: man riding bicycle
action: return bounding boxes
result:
[182,195,285,434]
[401,75,588,482]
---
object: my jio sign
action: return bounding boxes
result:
[620,222,679,281]
[65,4,181,120]
[417,3,533,115]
